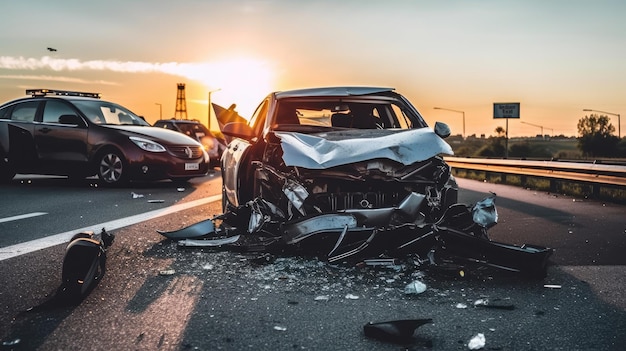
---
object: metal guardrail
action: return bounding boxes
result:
[445,157,626,199]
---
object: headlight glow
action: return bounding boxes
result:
[129,136,166,152]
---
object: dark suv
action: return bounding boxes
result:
[0,89,210,185]
[153,119,226,167]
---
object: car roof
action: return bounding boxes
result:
[155,119,201,124]
[0,89,103,107]
[275,86,394,99]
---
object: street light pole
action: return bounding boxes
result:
[155,103,162,120]
[433,107,465,138]
[520,121,546,138]
[207,88,221,130]
[583,109,621,139]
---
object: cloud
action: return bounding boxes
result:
[0,56,272,84]
[0,74,119,85]
[0,56,275,117]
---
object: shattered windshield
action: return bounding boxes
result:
[72,100,150,126]
[272,97,424,130]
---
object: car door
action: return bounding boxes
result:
[34,100,89,173]
[7,101,40,172]
[221,99,269,207]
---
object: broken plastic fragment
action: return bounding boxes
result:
[273,326,287,331]
[472,196,498,228]
[314,295,330,301]
[2,339,21,346]
[363,319,432,344]
[544,284,562,289]
[157,219,216,240]
[131,192,144,199]
[456,303,468,309]
[404,280,427,295]
[362,258,399,266]
[178,235,241,247]
[345,294,359,300]
[177,187,185,192]
[159,269,175,276]
[474,299,515,310]
[468,333,486,350]
[282,178,309,215]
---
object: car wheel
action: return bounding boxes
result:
[97,150,127,186]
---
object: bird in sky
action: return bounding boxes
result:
[47,47,57,52]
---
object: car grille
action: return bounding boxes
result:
[168,146,203,159]
[311,191,403,211]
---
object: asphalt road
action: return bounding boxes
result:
[1,176,625,350]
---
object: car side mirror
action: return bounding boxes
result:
[433,121,451,139]
[221,122,255,140]
[58,114,84,126]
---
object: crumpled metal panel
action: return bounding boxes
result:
[275,128,453,169]
[283,214,358,244]
[157,194,554,278]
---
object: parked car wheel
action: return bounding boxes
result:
[97,150,127,186]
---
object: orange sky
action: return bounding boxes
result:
[1,1,625,137]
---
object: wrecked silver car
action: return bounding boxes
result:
[159,87,553,277]
[220,87,458,218]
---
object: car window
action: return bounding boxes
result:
[42,100,79,123]
[273,99,416,130]
[72,100,150,126]
[177,123,209,137]
[155,122,174,130]
[248,99,269,135]
[0,105,11,120]
[10,101,39,122]
[391,104,412,129]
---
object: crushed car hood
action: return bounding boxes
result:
[275,128,454,169]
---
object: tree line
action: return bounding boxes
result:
[450,114,626,159]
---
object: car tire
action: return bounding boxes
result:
[97,150,127,186]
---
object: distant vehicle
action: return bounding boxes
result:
[153,119,226,167]
[0,89,210,185]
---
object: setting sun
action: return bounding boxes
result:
[186,57,275,122]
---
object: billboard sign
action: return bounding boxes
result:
[493,103,520,119]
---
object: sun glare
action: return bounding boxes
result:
[183,57,274,119]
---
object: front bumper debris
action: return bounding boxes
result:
[158,194,554,278]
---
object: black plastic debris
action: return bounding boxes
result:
[363,319,432,344]
[157,218,215,239]
[61,228,114,301]
[157,195,554,278]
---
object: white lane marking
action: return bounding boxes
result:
[0,212,48,224]
[0,195,222,261]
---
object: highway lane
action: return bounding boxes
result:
[0,172,223,249]
[1,177,625,350]
[459,178,626,266]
